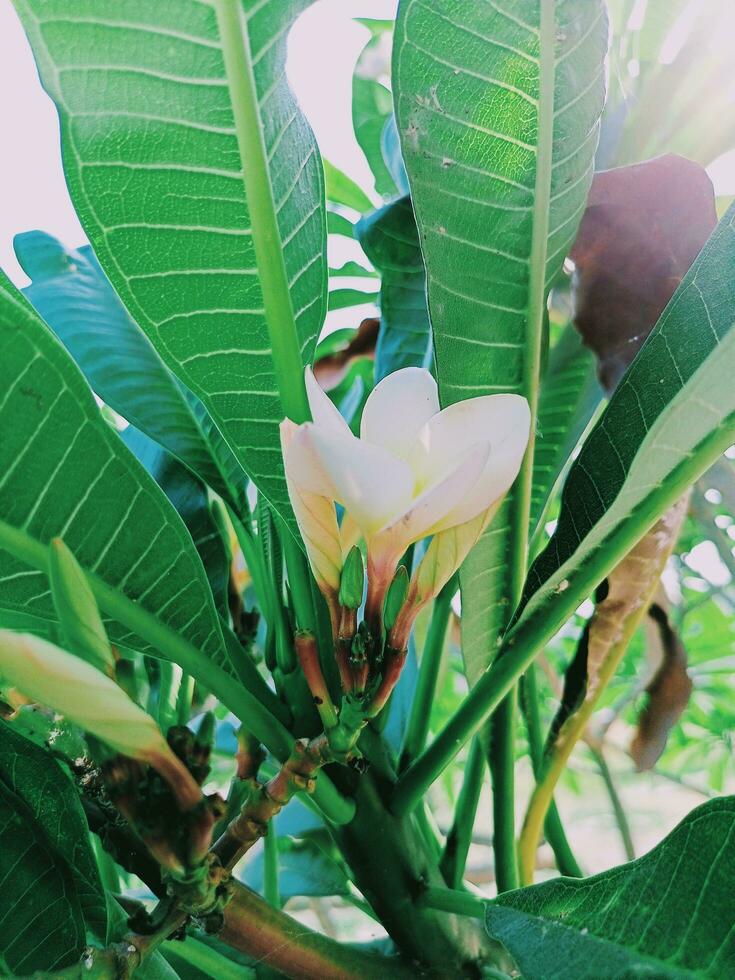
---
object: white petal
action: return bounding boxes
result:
[280,420,343,592]
[360,367,439,461]
[377,441,490,549]
[289,424,414,537]
[416,394,531,529]
[305,365,352,436]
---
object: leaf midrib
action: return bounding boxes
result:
[509,0,556,605]
[213,0,310,424]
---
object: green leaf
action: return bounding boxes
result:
[530,324,603,534]
[327,210,356,239]
[121,425,230,621]
[393,0,608,680]
[243,837,351,901]
[0,719,107,942]
[323,159,374,213]
[0,777,85,973]
[49,538,114,674]
[356,196,432,381]
[0,273,226,666]
[352,20,397,199]
[487,796,735,979]
[14,0,328,531]
[517,205,735,648]
[328,286,379,311]
[15,231,246,508]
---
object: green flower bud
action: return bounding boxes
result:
[383,565,409,631]
[49,538,114,675]
[339,546,364,610]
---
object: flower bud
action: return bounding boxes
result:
[49,538,114,675]
[383,565,409,631]
[0,631,201,809]
[338,546,364,610]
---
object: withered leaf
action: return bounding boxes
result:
[630,593,693,772]
[570,154,717,393]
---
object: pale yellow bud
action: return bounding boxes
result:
[0,632,200,808]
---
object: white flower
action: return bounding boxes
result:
[280,367,530,622]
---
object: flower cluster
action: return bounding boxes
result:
[281,367,530,704]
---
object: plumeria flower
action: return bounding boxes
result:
[280,367,530,639]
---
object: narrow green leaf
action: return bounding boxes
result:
[0,273,226,666]
[517,205,735,643]
[328,287,379,311]
[14,0,328,530]
[357,195,432,381]
[487,796,735,979]
[394,0,608,676]
[327,210,356,239]
[0,718,108,943]
[324,159,374,213]
[49,538,114,674]
[15,231,246,508]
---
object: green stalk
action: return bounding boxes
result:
[519,667,583,877]
[417,887,484,920]
[488,693,518,892]
[486,0,557,896]
[390,417,735,817]
[588,743,635,862]
[264,826,281,908]
[440,736,486,889]
[400,578,454,766]
[214,0,310,426]
[162,936,255,980]
[0,519,353,826]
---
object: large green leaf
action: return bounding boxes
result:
[0,273,226,665]
[393,0,608,679]
[517,206,735,641]
[0,719,107,942]
[357,196,432,381]
[0,778,85,974]
[14,0,328,530]
[487,796,735,979]
[15,231,246,508]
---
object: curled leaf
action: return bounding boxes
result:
[630,594,693,771]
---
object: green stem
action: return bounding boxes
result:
[264,825,281,908]
[162,936,255,980]
[488,693,518,893]
[282,527,318,634]
[440,736,486,889]
[417,887,484,920]
[213,0,309,426]
[519,667,583,877]
[587,743,635,861]
[0,519,353,826]
[390,414,735,817]
[486,0,557,900]
[400,577,454,766]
